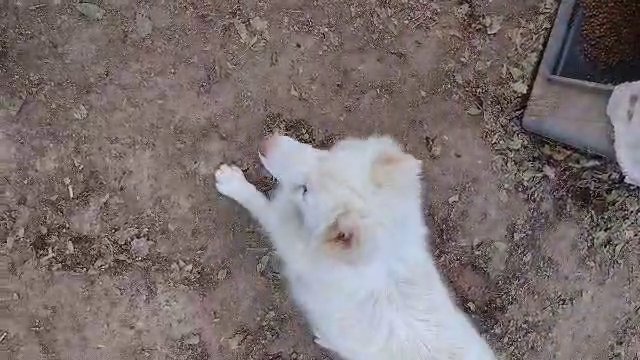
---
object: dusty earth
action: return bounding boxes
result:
[2,0,640,359]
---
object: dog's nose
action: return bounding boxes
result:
[260,135,277,156]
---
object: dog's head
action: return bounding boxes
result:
[260,134,422,263]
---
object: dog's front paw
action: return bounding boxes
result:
[215,164,252,200]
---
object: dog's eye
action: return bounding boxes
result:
[300,184,308,195]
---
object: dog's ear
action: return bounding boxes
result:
[322,212,362,262]
[371,147,422,188]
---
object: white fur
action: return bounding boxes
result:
[607,81,640,187]
[215,135,496,360]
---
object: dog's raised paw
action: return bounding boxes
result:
[215,164,251,199]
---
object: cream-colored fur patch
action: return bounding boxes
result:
[607,81,640,187]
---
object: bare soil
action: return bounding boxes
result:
[2,0,640,359]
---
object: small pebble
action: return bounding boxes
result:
[217,268,229,281]
[76,3,105,20]
[184,334,200,345]
[130,238,149,258]
[257,255,270,273]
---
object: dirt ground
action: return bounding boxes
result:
[2,0,640,359]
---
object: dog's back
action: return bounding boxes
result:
[276,190,495,360]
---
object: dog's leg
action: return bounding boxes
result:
[215,164,273,227]
[216,164,306,264]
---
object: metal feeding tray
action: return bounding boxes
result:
[523,0,640,157]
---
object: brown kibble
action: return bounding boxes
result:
[581,0,640,68]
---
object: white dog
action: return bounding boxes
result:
[215,135,496,360]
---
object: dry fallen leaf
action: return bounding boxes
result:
[290,84,300,98]
[510,81,528,94]
[73,104,88,120]
[228,332,247,349]
[257,254,270,273]
[508,66,523,80]
[508,28,525,51]
[466,105,482,116]
[448,29,463,39]
[454,4,470,19]
[250,16,268,32]
[483,15,504,35]
[498,190,509,203]
[0,96,24,116]
[67,240,75,254]
[233,19,249,43]
[217,268,229,281]
[542,165,556,179]
[542,144,572,160]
